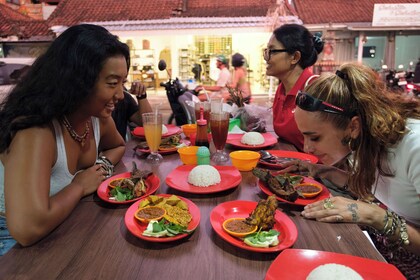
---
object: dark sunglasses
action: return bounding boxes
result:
[295,91,355,117]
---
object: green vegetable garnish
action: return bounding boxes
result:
[109,186,134,201]
[243,229,280,248]
[144,219,192,237]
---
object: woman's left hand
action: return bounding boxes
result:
[301,196,371,224]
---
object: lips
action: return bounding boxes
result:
[106,103,115,111]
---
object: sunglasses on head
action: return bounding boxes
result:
[295,91,355,117]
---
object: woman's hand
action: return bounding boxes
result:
[301,196,384,229]
[72,164,106,197]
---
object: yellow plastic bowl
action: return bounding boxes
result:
[177,146,199,165]
[222,217,258,238]
[229,150,261,171]
[181,124,197,138]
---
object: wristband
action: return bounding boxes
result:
[136,92,147,100]
[96,156,114,178]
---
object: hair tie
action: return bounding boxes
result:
[336,70,349,81]
[312,33,323,46]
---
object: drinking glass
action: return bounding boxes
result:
[194,101,211,130]
[142,113,163,164]
[210,111,230,163]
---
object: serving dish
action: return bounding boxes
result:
[125,194,200,242]
[265,249,405,280]
[97,172,160,204]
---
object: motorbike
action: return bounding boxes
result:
[158,60,199,126]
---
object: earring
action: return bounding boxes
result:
[341,135,353,151]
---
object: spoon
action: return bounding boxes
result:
[259,150,303,164]
[259,150,275,161]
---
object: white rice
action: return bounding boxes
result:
[306,263,363,280]
[162,125,168,134]
[241,132,265,145]
[187,165,221,187]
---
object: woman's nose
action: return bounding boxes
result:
[304,141,314,154]
[115,86,124,100]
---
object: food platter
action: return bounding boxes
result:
[166,165,242,194]
[258,176,330,206]
[97,172,160,204]
[226,133,278,150]
[132,124,181,139]
[258,150,318,169]
[135,139,191,155]
[210,200,298,253]
[124,194,200,242]
[265,249,405,280]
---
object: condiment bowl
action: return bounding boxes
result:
[181,124,197,138]
[108,178,125,189]
[222,217,258,238]
[178,146,199,165]
[229,150,261,171]
[295,183,323,198]
[135,206,166,223]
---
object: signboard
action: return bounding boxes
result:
[372,4,420,26]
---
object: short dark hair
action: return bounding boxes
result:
[0,24,130,152]
[272,24,324,69]
[231,53,245,67]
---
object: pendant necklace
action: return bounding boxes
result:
[62,116,90,147]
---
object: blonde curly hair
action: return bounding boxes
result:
[305,62,420,198]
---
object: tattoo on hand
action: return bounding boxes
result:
[347,203,359,222]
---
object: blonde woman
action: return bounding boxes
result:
[286,63,419,279]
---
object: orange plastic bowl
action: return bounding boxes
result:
[222,217,258,238]
[177,146,199,165]
[295,183,323,198]
[229,150,261,171]
[134,206,166,223]
[108,178,125,189]
[181,124,197,138]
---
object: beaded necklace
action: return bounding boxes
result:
[62,116,90,147]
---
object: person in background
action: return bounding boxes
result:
[285,63,419,279]
[195,55,231,101]
[0,24,127,255]
[265,24,323,151]
[414,57,420,84]
[229,52,251,103]
[112,81,152,140]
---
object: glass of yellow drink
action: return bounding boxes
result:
[142,112,163,164]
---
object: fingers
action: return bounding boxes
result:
[94,164,109,181]
[301,197,344,223]
[130,81,146,95]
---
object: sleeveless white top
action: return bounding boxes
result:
[0,117,100,214]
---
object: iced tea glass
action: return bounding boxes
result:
[210,111,230,163]
[142,113,163,164]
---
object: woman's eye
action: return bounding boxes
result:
[310,136,320,142]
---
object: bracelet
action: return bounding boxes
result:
[399,218,410,246]
[136,92,147,100]
[96,156,114,178]
[372,209,410,247]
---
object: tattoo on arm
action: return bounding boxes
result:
[347,203,359,222]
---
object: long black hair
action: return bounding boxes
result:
[0,24,130,153]
[273,24,323,69]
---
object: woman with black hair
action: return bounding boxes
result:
[265,24,323,151]
[229,53,251,103]
[0,24,127,254]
